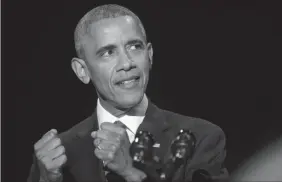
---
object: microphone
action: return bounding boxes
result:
[130,129,196,182]
[130,131,163,181]
[160,129,196,182]
[130,131,155,164]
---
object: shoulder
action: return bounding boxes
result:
[161,108,225,141]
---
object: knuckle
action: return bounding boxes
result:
[56,146,64,155]
[56,155,67,166]
[94,148,99,155]
[95,131,101,138]
[35,151,42,158]
[55,137,61,145]
[108,152,114,160]
[60,146,65,153]
[94,138,100,146]
[41,156,49,164]
[33,142,39,151]
[62,154,67,162]
[94,150,102,159]
[34,139,44,150]
[107,153,112,160]
[47,131,53,137]
[51,138,61,148]
[58,145,63,151]
[44,161,53,171]
[44,131,54,140]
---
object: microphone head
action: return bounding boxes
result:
[159,129,197,181]
[130,130,155,163]
[171,129,196,161]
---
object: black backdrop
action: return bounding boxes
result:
[3,0,282,181]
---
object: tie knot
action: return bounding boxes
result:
[114,120,127,129]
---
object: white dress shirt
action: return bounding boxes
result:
[96,99,145,143]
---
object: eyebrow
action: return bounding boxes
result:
[126,39,144,46]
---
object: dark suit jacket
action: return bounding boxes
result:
[27,101,228,182]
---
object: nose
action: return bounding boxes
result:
[117,49,136,71]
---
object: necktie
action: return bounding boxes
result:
[115,120,136,143]
[114,120,127,129]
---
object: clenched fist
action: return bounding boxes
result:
[91,122,146,182]
[34,129,67,182]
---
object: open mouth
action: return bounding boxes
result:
[116,76,141,88]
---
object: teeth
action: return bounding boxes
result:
[121,79,135,84]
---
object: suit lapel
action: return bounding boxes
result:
[69,111,107,182]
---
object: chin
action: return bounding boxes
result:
[116,92,144,109]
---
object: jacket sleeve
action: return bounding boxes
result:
[27,155,66,182]
[185,127,229,182]
[27,154,42,182]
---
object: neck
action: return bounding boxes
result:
[98,95,148,118]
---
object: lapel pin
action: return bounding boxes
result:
[153,143,160,148]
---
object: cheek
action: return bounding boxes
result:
[140,58,151,74]
[88,64,112,88]
[135,53,151,70]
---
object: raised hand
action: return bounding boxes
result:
[34,129,67,182]
[91,122,146,182]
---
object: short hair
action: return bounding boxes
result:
[74,4,147,59]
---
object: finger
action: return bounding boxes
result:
[93,138,101,147]
[39,145,65,160]
[34,129,58,151]
[91,131,97,138]
[44,129,58,137]
[36,138,61,159]
[94,139,118,151]
[42,154,67,172]
[96,129,129,147]
[100,122,125,134]
[93,129,120,142]
[94,148,115,162]
[43,137,61,151]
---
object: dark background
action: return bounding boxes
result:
[3,0,282,181]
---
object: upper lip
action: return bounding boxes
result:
[115,75,140,84]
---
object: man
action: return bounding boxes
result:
[27,4,228,182]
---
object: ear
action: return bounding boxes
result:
[147,42,153,70]
[71,57,90,84]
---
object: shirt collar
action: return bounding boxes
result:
[96,99,145,135]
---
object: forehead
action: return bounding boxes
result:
[83,16,144,47]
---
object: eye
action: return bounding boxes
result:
[129,43,143,50]
[101,49,115,57]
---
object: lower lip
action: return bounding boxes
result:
[116,78,140,89]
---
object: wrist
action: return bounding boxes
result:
[40,172,63,182]
[122,167,147,182]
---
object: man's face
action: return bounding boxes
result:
[81,16,152,109]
